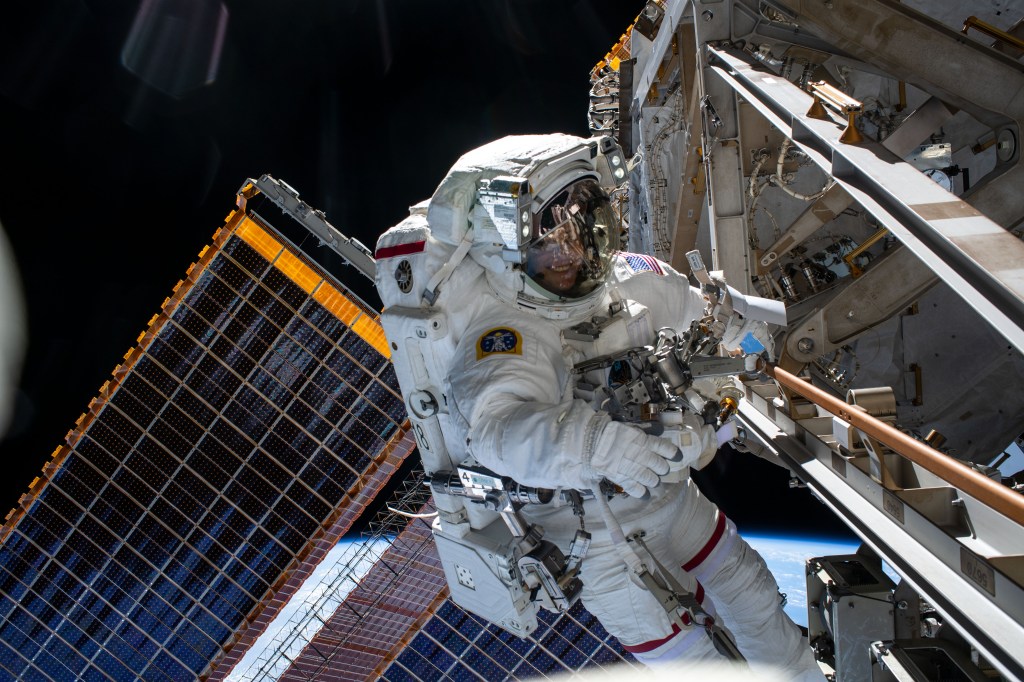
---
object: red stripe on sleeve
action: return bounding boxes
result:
[621,622,683,653]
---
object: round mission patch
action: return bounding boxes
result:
[476,327,522,359]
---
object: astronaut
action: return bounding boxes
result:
[377,133,823,680]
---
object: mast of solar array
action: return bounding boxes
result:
[244,174,378,281]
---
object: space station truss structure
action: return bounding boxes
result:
[617,0,1024,680]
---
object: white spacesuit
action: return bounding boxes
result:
[375,133,822,680]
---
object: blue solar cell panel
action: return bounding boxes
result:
[39,636,89,679]
[113,468,157,508]
[272,495,318,539]
[230,309,274,356]
[188,288,232,331]
[302,300,346,342]
[250,367,292,410]
[381,661,416,682]
[331,431,371,472]
[0,637,27,680]
[246,527,291,571]
[185,378,229,423]
[173,387,217,427]
[310,448,357,490]
[222,232,269,276]
[352,397,391,436]
[288,399,335,440]
[148,417,194,460]
[185,605,230,647]
[265,267,308,309]
[157,484,202,527]
[172,306,218,350]
[410,631,457,672]
[223,480,270,521]
[102,634,151,679]
[196,353,244,399]
[18,512,66,556]
[146,334,187,381]
[262,431,305,474]
[273,417,317,459]
[115,621,161,666]
[443,659,483,682]
[288,317,332,360]
[526,646,561,675]
[94,644,137,680]
[365,380,406,424]
[260,514,305,554]
[133,354,181,399]
[422,612,470,658]
[272,337,316,379]
[283,481,330,520]
[208,250,254,293]
[437,602,485,642]
[164,321,209,364]
[222,558,266,600]
[79,427,127,472]
[0,195,414,681]
[541,628,587,668]
[150,649,192,681]
[25,650,77,682]
[110,385,157,430]
[223,401,267,443]
[396,645,444,679]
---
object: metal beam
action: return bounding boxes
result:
[705,45,1024,355]
[737,385,1024,681]
[243,174,377,282]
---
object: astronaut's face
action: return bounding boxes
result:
[526,216,585,294]
[524,178,615,299]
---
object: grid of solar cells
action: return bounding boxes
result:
[279,508,448,681]
[383,598,638,681]
[276,495,637,682]
[0,210,407,682]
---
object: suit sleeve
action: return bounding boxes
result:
[612,256,707,332]
[445,320,606,491]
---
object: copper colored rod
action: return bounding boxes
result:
[766,364,1024,526]
[962,15,1024,52]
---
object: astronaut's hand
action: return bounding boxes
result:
[720,314,772,360]
[585,420,680,498]
[692,422,720,471]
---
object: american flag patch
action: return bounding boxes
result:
[622,252,664,275]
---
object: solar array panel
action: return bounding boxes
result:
[275,495,638,682]
[0,187,412,682]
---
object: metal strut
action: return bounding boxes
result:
[629,532,747,663]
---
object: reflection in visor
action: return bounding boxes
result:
[525,178,615,299]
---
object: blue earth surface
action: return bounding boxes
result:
[745,534,861,627]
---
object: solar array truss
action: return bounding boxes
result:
[0,179,415,682]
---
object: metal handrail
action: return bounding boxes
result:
[962,15,1024,52]
[766,364,1024,526]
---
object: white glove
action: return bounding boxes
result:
[584,419,681,497]
[659,411,718,480]
[720,314,772,359]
